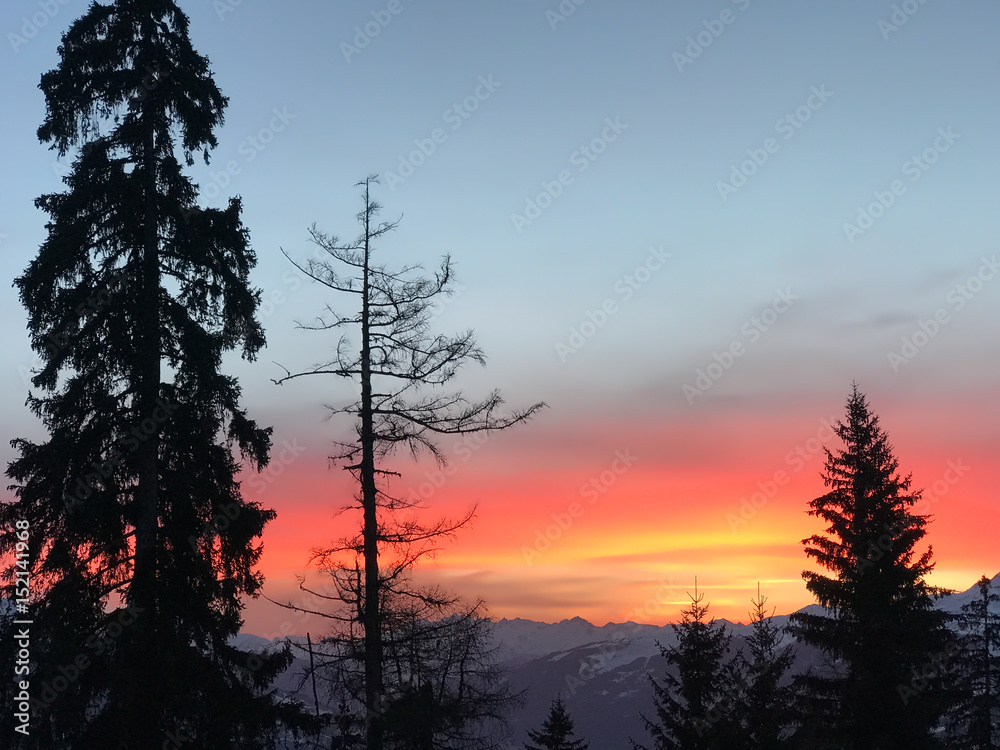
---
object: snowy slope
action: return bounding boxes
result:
[936,571,1000,614]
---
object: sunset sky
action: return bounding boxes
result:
[1,0,998,637]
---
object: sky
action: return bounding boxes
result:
[1,0,999,637]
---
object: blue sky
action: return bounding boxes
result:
[2,0,999,627]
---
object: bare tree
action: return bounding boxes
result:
[273,175,544,750]
[285,580,522,750]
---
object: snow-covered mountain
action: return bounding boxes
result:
[231,571,999,749]
[6,573,995,748]
[492,612,812,749]
[497,573,1000,749]
[936,573,1000,614]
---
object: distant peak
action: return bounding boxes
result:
[559,616,594,626]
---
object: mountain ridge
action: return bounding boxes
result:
[483,569,1000,633]
[229,571,999,748]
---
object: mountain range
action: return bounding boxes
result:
[5,574,994,746]
[236,571,999,749]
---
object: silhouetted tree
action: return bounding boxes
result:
[0,1,306,747]
[636,582,741,750]
[383,681,436,750]
[296,588,522,750]
[736,584,795,749]
[273,176,544,750]
[329,696,364,750]
[946,575,1000,749]
[788,385,955,750]
[524,696,589,750]
[384,600,521,749]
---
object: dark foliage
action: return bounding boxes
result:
[0,1,309,746]
[946,575,1000,749]
[524,696,589,750]
[636,584,741,750]
[788,385,955,750]
[736,585,796,749]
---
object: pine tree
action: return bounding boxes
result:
[0,1,306,746]
[524,696,589,750]
[947,575,1000,749]
[737,585,795,749]
[636,583,741,750]
[788,385,955,750]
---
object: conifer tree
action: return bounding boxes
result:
[788,385,954,750]
[737,585,795,749]
[524,696,589,750]
[947,575,1000,749]
[0,1,304,746]
[636,583,740,750]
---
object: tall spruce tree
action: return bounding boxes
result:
[788,385,954,750]
[947,575,1000,749]
[524,697,589,750]
[636,583,740,750]
[0,1,303,747]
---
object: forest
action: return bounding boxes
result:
[1,1,999,749]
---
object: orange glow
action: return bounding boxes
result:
[244,399,1000,636]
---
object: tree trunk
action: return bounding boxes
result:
[361,188,383,750]
[130,91,162,746]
